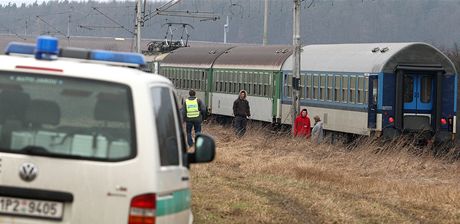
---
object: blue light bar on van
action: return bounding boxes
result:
[4,35,146,67]
[90,50,145,66]
[5,42,35,55]
[35,36,59,60]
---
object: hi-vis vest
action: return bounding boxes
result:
[185,98,200,118]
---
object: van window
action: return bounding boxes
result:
[151,87,180,166]
[0,72,135,161]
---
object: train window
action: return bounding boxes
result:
[183,70,187,89]
[182,70,186,89]
[189,70,193,90]
[261,72,265,96]
[236,72,240,94]
[239,75,243,94]
[233,72,236,93]
[256,72,262,96]
[214,71,218,91]
[181,69,186,89]
[188,70,191,89]
[174,69,178,89]
[176,69,181,89]
[236,72,241,94]
[195,70,198,90]
[334,75,340,102]
[222,72,226,93]
[313,74,319,99]
[285,74,292,97]
[217,71,222,92]
[200,70,204,91]
[342,76,349,103]
[258,73,263,96]
[350,76,356,104]
[246,72,253,95]
[263,75,267,96]
[202,70,206,91]
[320,75,326,101]
[231,72,236,93]
[327,75,333,101]
[228,72,232,94]
[259,74,263,96]
[420,76,432,103]
[226,73,230,93]
[243,72,248,94]
[306,73,312,99]
[403,75,414,103]
[196,70,199,90]
[228,72,232,93]
[187,70,191,89]
[249,72,254,95]
[192,70,195,90]
[364,77,369,104]
[173,69,178,87]
[190,70,194,89]
[358,76,365,104]
[372,78,378,105]
[253,73,257,96]
[196,71,200,90]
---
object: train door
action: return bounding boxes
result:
[368,75,378,129]
[402,73,434,131]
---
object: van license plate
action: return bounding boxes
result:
[0,196,64,220]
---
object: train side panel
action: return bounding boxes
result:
[211,93,273,122]
[280,104,370,135]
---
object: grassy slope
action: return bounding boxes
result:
[191,124,460,224]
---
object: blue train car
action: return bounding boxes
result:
[280,43,457,142]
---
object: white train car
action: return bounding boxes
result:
[280,43,457,142]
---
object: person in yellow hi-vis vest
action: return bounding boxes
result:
[182,89,206,147]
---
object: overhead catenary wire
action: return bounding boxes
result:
[92,7,135,35]
[36,15,67,37]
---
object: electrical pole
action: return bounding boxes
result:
[224,15,229,44]
[67,15,71,46]
[263,0,269,45]
[291,0,301,133]
[135,0,142,53]
[24,19,27,37]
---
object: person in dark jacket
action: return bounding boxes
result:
[233,90,250,137]
[182,89,206,147]
[293,108,311,138]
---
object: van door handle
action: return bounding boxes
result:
[181,176,189,181]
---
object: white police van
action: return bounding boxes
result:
[0,36,215,224]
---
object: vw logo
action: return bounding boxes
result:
[19,163,38,182]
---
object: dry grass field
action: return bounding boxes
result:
[191,123,460,224]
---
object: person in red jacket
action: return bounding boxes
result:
[293,108,311,138]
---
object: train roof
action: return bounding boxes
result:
[282,42,457,74]
[160,45,235,69]
[212,45,293,71]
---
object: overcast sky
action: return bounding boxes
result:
[2,0,136,5]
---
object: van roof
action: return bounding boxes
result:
[0,54,171,86]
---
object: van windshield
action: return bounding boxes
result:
[0,72,135,161]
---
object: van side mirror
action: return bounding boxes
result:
[188,134,215,164]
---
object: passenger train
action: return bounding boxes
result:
[145,43,458,144]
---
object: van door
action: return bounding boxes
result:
[402,74,434,131]
[151,86,191,224]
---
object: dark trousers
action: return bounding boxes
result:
[234,116,248,137]
[186,120,202,147]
